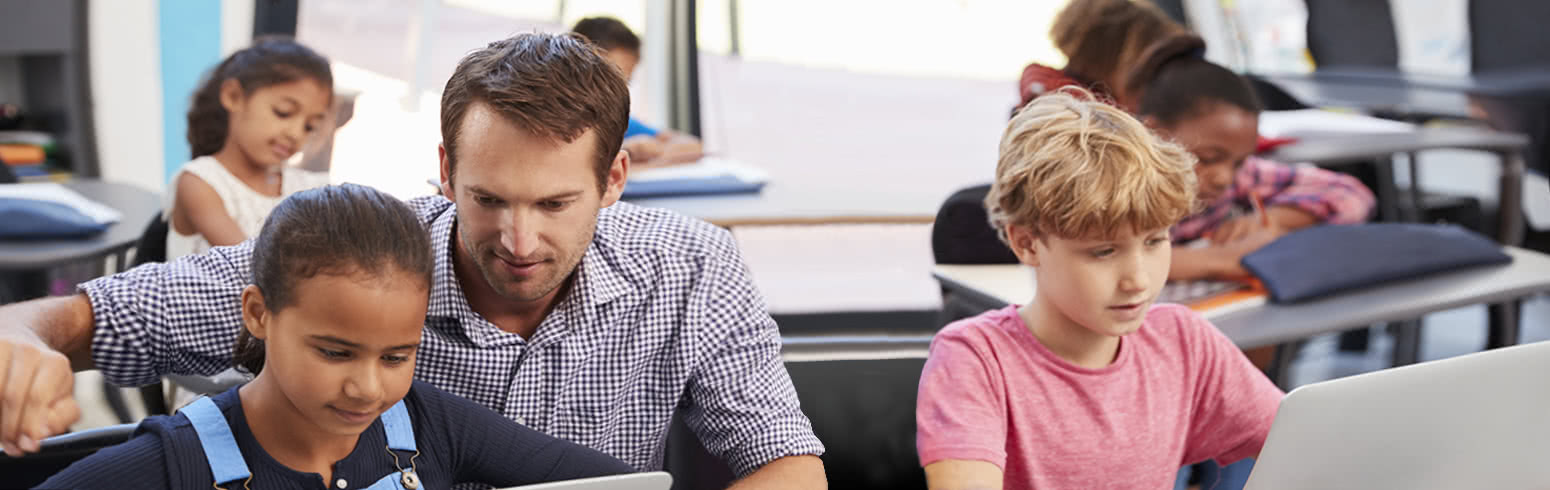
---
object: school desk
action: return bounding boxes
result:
[0,180,160,302]
[931,246,1550,389]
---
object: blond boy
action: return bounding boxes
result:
[916,89,1283,489]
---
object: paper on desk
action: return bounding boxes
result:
[1259,109,1416,139]
[0,183,123,225]
[627,157,769,183]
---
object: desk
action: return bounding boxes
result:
[1255,68,1550,120]
[626,159,992,227]
[0,180,160,301]
[1265,126,1529,246]
[932,246,1550,387]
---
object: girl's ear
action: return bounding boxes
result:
[1006,224,1042,268]
[240,285,271,340]
[219,78,245,113]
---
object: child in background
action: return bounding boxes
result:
[916,89,1283,489]
[167,38,333,260]
[1126,37,1377,280]
[42,184,634,489]
[1016,0,1191,111]
[571,17,704,167]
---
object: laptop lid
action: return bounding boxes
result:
[1244,340,1550,489]
[498,472,673,490]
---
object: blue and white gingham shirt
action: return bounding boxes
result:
[81,196,824,475]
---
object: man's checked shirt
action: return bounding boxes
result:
[81,196,825,476]
[1173,156,1377,242]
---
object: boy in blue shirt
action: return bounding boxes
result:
[572,16,704,167]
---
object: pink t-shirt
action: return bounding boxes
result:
[916,304,1283,489]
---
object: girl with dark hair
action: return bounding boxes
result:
[42,184,634,489]
[165,37,334,260]
[1130,37,1377,281]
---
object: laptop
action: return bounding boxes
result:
[1243,340,1550,489]
[498,472,673,490]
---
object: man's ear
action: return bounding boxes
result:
[599,149,630,208]
[241,285,272,340]
[1005,224,1042,268]
[219,79,245,113]
[438,143,455,200]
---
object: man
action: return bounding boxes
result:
[570,16,704,167]
[0,33,826,488]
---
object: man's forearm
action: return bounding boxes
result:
[1,294,95,371]
[727,455,826,490]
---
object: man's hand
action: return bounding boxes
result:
[0,336,80,456]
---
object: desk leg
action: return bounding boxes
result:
[1406,152,1425,222]
[1374,156,1403,222]
[1486,301,1521,349]
[1268,343,1298,391]
[1389,320,1423,366]
[1496,151,1526,245]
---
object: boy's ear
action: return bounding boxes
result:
[219,79,245,113]
[1006,224,1042,267]
[240,285,271,340]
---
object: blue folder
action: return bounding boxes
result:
[620,175,766,199]
[1240,223,1512,303]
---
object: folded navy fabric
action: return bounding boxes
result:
[1241,223,1512,303]
[0,197,109,239]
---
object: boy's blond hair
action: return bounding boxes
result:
[986,88,1197,244]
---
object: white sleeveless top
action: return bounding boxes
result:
[165,156,330,260]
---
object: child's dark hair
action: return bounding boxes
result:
[232,184,433,375]
[571,17,641,53]
[187,36,333,157]
[1128,34,1263,127]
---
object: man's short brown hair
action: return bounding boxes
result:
[440,33,630,189]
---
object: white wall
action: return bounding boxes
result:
[89,0,257,193]
[220,0,255,56]
[88,0,165,194]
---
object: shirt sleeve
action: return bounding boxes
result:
[79,240,256,387]
[1176,308,1285,466]
[412,381,635,486]
[679,236,825,478]
[915,326,1010,469]
[35,432,172,490]
[624,117,659,139]
[1239,157,1377,225]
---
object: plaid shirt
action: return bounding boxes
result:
[81,196,824,476]
[1173,156,1377,243]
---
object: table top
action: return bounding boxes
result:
[0,180,161,270]
[933,246,1550,350]
[1265,126,1529,166]
[625,155,993,227]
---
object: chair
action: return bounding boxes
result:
[0,422,138,488]
[930,185,1018,325]
[665,337,932,490]
[101,212,172,422]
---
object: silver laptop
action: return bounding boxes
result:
[498,472,673,490]
[1244,340,1550,490]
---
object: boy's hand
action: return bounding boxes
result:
[0,337,80,456]
[1209,229,1281,278]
